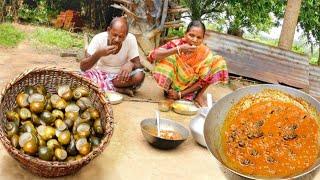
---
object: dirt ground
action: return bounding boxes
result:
[0,24,319,180]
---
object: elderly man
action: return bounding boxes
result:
[80,17,144,96]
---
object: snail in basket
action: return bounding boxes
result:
[4,85,104,162]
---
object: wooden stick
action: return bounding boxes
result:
[124,97,160,103]
[164,23,184,28]
[164,20,183,25]
[113,0,133,5]
[60,52,78,57]
[168,8,189,14]
[157,0,169,31]
[111,4,143,20]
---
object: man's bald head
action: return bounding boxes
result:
[106,16,129,54]
[109,17,129,34]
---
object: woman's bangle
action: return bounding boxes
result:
[178,91,182,99]
[176,45,181,55]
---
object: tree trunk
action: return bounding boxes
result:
[318,46,320,66]
[278,0,302,50]
[12,0,19,22]
[88,0,92,28]
[11,0,24,22]
[0,0,6,22]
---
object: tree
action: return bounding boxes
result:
[181,0,226,20]
[298,0,320,63]
[182,0,286,37]
[278,0,303,50]
[226,0,286,36]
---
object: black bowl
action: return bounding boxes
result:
[140,118,189,150]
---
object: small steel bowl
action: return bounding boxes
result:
[172,100,199,116]
[105,91,123,105]
[140,118,189,150]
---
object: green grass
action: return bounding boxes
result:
[310,52,319,65]
[167,27,185,38]
[206,22,224,32]
[31,27,83,49]
[244,34,278,47]
[310,56,318,65]
[244,35,307,55]
[0,23,25,47]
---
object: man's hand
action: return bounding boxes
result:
[96,45,118,57]
[167,89,179,100]
[80,45,118,71]
[117,61,134,82]
[179,44,197,54]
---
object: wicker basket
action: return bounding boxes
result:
[0,67,114,177]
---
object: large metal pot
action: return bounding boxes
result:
[204,84,320,179]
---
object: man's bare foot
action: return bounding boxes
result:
[195,96,207,107]
[115,88,134,97]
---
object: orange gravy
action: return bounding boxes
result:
[146,127,183,140]
[222,101,319,177]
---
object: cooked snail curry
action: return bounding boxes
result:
[221,89,320,177]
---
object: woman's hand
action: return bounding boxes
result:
[179,44,197,54]
[167,89,180,100]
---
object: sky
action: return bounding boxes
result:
[259,19,303,41]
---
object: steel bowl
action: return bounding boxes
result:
[172,100,199,116]
[105,91,123,105]
[140,118,189,149]
[204,84,320,179]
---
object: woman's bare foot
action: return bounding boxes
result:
[195,95,207,107]
[115,88,134,97]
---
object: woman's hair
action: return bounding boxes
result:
[186,20,206,36]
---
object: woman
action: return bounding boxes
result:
[148,20,228,106]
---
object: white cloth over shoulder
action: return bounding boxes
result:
[86,32,139,73]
